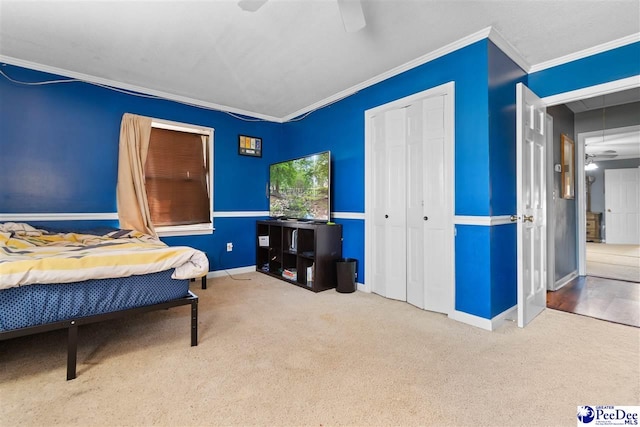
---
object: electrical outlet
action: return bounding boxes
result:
[226,242,233,252]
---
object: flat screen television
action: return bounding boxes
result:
[269,151,331,221]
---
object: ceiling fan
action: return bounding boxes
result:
[586,149,618,159]
[237,0,366,33]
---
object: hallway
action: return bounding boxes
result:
[586,242,640,282]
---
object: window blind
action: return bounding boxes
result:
[145,128,210,227]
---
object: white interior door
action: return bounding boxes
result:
[406,102,425,308]
[371,108,407,301]
[516,83,547,328]
[422,95,450,314]
[605,168,640,244]
[371,114,388,297]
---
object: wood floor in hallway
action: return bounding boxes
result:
[547,275,639,328]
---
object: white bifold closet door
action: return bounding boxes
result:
[371,94,449,314]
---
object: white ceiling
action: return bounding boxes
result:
[566,88,640,161]
[0,0,639,121]
[566,88,640,113]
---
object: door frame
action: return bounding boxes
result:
[541,76,640,282]
[546,114,556,290]
[576,124,640,270]
[363,81,455,314]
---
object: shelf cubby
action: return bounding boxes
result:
[255,220,342,292]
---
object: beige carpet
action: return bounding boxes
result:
[586,242,640,282]
[1,272,639,426]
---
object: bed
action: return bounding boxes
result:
[0,222,209,380]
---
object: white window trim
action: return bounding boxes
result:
[150,118,214,238]
[156,223,214,237]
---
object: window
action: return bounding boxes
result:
[145,119,214,237]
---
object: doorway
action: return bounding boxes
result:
[543,77,640,326]
[364,82,455,315]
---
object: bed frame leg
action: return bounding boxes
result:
[201,276,207,290]
[67,322,78,380]
[191,299,198,346]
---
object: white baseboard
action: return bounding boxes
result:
[356,282,370,293]
[553,270,578,291]
[206,265,256,279]
[449,310,493,330]
[492,305,518,329]
[208,267,367,294]
[449,305,517,331]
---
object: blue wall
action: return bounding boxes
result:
[0,39,508,320]
[282,41,490,217]
[485,41,526,317]
[453,40,527,319]
[455,225,492,318]
[2,37,636,321]
[281,40,491,284]
[528,42,640,97]
[0,64,282,270]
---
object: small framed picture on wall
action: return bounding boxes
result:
[238,135,262,157]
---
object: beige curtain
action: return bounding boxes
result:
[116,113,157,238]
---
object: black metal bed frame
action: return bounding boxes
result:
[0,290,200,380]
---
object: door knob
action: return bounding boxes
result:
[523,215,534,223]
[510,215,519,222]
[607,209,611,212]
[385,214,389,218]
[423,216,428,221]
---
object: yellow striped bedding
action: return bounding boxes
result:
[0,222,209,289]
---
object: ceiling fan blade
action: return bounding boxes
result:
[238,0,267,12]
[337,0,366,33]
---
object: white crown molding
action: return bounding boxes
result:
[0,213,118,222]
[4,30,637,123]
[529,33,640,74]
[1,27,494,124]
[542,75,640,107]
[282,27,492,122]
[487,27,531,72]
[0,55,283,123]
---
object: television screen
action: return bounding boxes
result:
[269,151,331,221]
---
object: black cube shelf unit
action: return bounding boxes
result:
[256,220,342,292]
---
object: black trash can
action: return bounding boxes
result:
[336,258,357,293]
